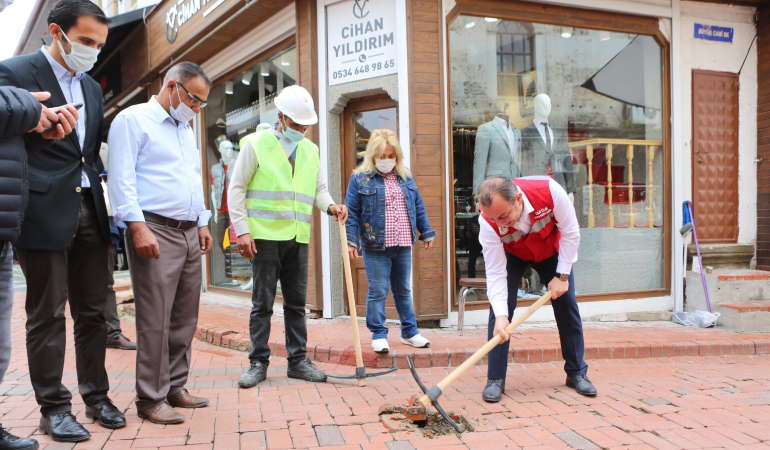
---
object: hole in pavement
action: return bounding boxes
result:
[380,411,475,438]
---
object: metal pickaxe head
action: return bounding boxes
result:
[405,355,461,432]
[327,365,397,380]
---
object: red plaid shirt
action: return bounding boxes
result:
[384,171,412,247]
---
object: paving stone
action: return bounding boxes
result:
[555,431,601,449]
[642,398,671,406]
[315,425,345,446]
[386,441,416,450]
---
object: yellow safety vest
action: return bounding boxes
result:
[241,130,319,243]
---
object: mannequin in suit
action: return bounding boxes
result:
[520,94,576,202]
[211,138,235,261]
[472,104,522,196]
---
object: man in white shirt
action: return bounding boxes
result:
[109,62,213,425]
[476,176,595,403]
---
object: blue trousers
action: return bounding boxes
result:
[362,247,419,340]
[487,252,588,379]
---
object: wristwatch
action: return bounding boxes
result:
[555,272,569,282]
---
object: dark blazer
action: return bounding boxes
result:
[0,50,109,250]
[0,86,42,243]
[520,122,576,194]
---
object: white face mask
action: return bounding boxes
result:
[0,0,14,12]
[169,84,197,123]
[57,29,100,73]
[376,158,397,173]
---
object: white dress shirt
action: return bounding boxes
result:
[534,120,554,150]
[495,116,517,158]
[107,96,211,228]
[41,47,89,188]
[479,178,580,317]
[228,129,335,238]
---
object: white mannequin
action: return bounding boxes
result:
[532,94,574,204]
[211,141,236,222]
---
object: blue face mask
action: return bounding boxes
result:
[281,118,306,143]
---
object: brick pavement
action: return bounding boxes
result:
[190,293,770,369]
[2,293,770,449]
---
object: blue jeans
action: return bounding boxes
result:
[362,246,419,340]
[0,242,13,384]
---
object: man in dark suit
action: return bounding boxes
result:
[0,0,126,442]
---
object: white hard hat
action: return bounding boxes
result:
[256,123,272,131]
[274,85,318,126]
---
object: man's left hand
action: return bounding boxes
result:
[424,240,433,250]
[330,204,348,223]
[198,226,213,255]
[548,277,569,299]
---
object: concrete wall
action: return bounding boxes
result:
[679,2,758,245]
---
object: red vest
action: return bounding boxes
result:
[482,177,560,262]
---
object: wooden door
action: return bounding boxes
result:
[691,70,739,243]
[341,96,399,317]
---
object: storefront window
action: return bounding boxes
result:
[450,16,665,300]
[204,45,297,290]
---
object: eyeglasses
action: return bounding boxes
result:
[176,82,208,108]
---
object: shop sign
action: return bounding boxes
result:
[694,24,734,43]
[327,0,398,86]
[166,0,226,43]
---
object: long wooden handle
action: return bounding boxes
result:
[417,291,552,407]
[339,219,366,386]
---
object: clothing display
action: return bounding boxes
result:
[519,94,576,194]
[472,117,522,195]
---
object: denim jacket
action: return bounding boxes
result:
[345,171,436,250]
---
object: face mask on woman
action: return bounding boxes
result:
[376,158,397,173]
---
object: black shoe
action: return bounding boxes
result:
[106,334,137,351]
[85,398,126,429]
[0,424,39,450]
[238,361,268,388]
[287,359,327,383]
[38,412,90,443]
[566,374,597,397]
[482,378,505,403]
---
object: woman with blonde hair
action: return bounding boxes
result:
[345,129,435,353]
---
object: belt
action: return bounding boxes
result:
[143,211,197,230]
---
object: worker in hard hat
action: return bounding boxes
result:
[228,85,348,387]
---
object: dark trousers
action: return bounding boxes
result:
[105,244,122,339]
[16,194,110,416]
[126,222,201,410]
[487,252,588,380]
[248,239,308,365]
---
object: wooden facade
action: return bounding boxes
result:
[757,6,770,270]
[407,0,449,320]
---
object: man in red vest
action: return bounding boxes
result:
[476,176,596,402]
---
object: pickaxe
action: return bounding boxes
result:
[402,291,553,431]
[327,220,397,384]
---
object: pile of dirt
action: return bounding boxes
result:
[379,410,474,438]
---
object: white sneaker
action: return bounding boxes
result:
[401,334,430,348]
[372,339,390,353]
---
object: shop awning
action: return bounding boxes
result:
[580,35,662,111]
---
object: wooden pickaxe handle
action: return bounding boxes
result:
[338,219,367,387]
[416,290,553,407]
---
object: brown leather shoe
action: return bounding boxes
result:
[137,402,185,424]
[167,389,209,408]
[106,334,137,350]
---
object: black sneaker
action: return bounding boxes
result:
[238,361,267,388]
[287,359,327,383]
[0,425,38,450]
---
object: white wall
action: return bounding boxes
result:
[680,2,757,245]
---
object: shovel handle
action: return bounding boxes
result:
[339,219,366,386]
[416,291,552,407]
